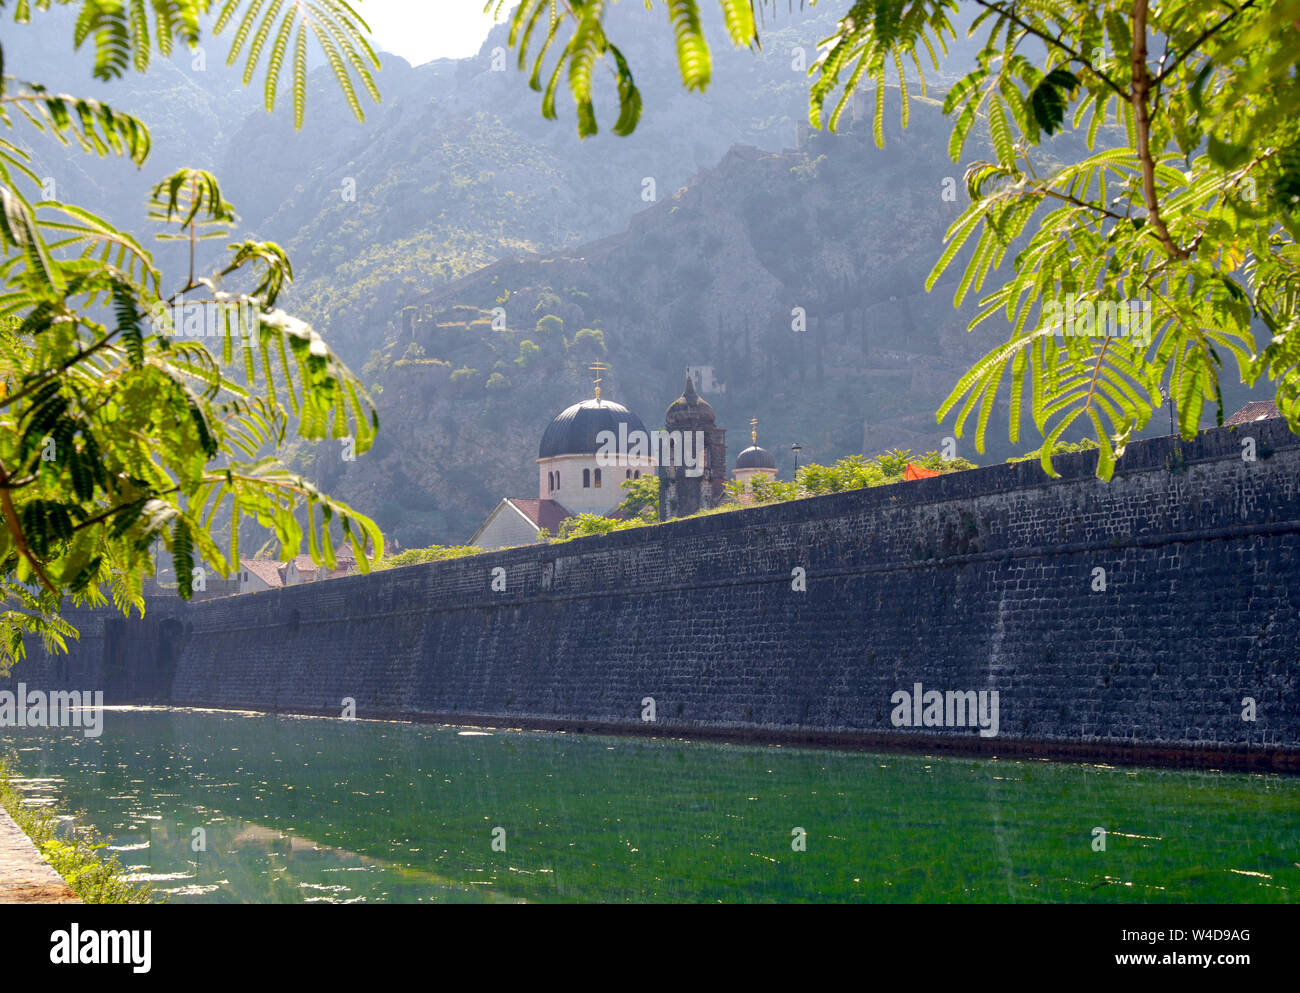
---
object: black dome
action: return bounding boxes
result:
[539,398,649,459]
[665,374,715,428]
[736,445,776,470]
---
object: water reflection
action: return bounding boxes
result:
[2,708,1297,903]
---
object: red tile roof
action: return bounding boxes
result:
[240,558,284,588]
[505,498,571,533]
[1224,400,1280,425]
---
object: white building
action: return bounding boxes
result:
[236,542,358,594]
[283,554,321,586]
[469,386,659,548]
[238,558,284,594]
[470,497,571,549]
[535,396,658,516]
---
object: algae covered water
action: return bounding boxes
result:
[1,708,1296,903]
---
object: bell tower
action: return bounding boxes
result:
[658,373,727,520]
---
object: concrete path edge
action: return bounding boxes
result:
[0,805,80,904]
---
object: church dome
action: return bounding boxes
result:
[736,445,776,470]
[665,374,716,428]
[539,397,649,459]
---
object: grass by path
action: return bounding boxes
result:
[0,757,155,904]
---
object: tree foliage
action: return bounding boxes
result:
[12,0,381,127]
[491,0,1300,479]
[555,511,640,539]
[1006,437,1100,464]
[614,472,659,518]
[728,448,976,503]
[0,1,383,672]
[374,544,488,570]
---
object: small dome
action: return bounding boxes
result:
[666,374,715,428]
[539,398,649,459]
[736,445,776,470]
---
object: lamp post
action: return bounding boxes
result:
[792,442,802,472]
[1159,385,1175,436]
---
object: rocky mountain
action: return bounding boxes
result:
[4,4,1271,550]
[304,96,1057,545]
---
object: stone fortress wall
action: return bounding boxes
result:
[6,420,1299,770]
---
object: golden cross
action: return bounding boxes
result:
[751,417,758,445]
[590,360,610,399]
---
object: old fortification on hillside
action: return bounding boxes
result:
[6,420,1299,771]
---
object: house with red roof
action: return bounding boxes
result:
[238,558,285,594]
[470,497,572,549]
[1224,400,1280,425]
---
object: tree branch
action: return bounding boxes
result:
[69,488,179,534]
[1152,1,1259,86]
[972,0,1128,99]
[0,458,59,596]
[0,326,121,411]
[1038,187,1127,222]
[1131,0,1188,260]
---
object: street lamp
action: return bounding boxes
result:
[791,442,802,472]
[1159,385,1175,436]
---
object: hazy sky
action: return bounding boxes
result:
[361,1,500,65]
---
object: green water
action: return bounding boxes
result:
[1,708,1297,903]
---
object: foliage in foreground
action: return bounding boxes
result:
[0,758,155,904]
[491,0,1300,480]
[0,1,384,674]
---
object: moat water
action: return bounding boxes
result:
[1,708,1297,903]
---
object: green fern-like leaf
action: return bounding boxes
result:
[667,0,710,92]
[293,21,307,129]
[211,0,380,127]
[718,0,756,49]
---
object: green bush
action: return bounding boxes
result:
[449,366,480,390]
[375,545,487,569]
[0,760,155,904]
[573,327,606,352]
[535,314,564,337]
[515,339,541,368]
[556,513,645,540]
[614,474,659,518]
[1006,438,1100,463]
[729,449,977,504]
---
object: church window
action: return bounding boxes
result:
[594,468,602,488]
[583,468,590,487]
[634,470,641,479]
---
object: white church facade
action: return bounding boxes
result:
[469,379,658,548]
[469,372,779,549]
